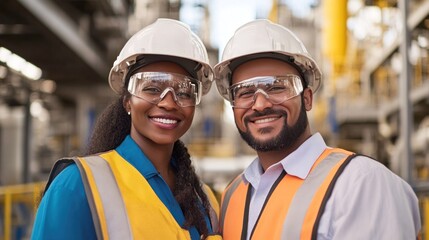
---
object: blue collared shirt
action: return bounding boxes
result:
[32,135,210,240]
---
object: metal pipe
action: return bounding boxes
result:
[17,0,109,78]
[22,91,31,183]
[398,0,414,184]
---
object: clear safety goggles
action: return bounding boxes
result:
[128,72,202,107]
[228,75,304,108]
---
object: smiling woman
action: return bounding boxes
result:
[31,18,221,240]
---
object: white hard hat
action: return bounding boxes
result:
[214,19,322,101]
[109,18,213,95]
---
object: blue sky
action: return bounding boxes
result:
[209,0,316,53]
[180,0,317,58]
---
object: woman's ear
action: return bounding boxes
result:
[123,96,131,113]
[303,88,313,111]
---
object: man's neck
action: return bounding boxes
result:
[257,131,312,171]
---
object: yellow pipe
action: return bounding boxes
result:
[322,0,347,65]
[322,0,347,92]
[374,0,389,8]
[4,191,11,240]
[268,0,279,23]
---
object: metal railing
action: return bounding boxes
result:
[0,182,45,240]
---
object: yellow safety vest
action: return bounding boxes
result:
[47,150,221,240]
[220,148,355,240]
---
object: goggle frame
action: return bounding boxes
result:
[228,75,304,108]
[128,72,202,107]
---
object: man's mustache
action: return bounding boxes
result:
[243,109,288,124]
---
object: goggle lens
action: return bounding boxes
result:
[228,75,303,108]
[128,72,201,107]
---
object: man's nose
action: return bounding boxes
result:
[252,89,272,111]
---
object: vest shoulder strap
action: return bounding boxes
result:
[44,153,133,240]
[310,150,358,239]
[220,174,244,232]
[44,157,76,194]
[282,148,356,239]
[202,183,221,233]
[75,153,133,240]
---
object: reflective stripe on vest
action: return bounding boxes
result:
[202,184,220,233]
[281,151,349,239]
[75,155,132,240]
[220,148,355,240]
[220,175,243,232]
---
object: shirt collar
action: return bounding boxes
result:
[115,135,159,178]
[243,133,327,184]
[280,132,327,179]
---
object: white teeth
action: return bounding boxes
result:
[152,118,178,124]
[254,117,277,124]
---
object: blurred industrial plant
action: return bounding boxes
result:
[1,0,429,239]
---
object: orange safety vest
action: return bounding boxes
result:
[45,150,222,240]
[220,148,356,240]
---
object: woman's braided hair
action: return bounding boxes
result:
[86,75,212,236]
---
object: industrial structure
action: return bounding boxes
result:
[0,0,429,239]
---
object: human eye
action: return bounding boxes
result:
[142,86,161,95]
[266,83,286,94]
[177,90,193,99]
[176,82,194,99]
[235,86,256,98]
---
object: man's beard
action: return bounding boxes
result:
[236,97,308,152]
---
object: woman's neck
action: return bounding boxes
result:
[131,133,176,189]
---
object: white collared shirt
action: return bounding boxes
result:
[242,133,421,240]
